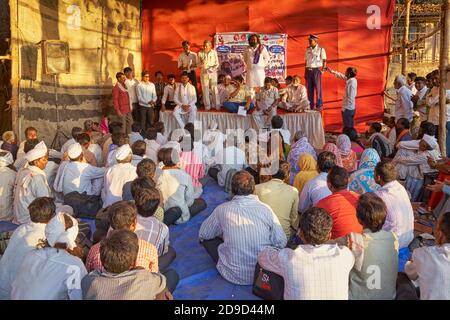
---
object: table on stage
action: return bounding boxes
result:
[159,109,326,149]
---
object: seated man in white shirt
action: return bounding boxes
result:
[77,132,103,167]
[102,144,138,208]
[0,197,56,300]
[154,121,168,146]
[258,207,354,300]
[374,161,414,249]
[131,140,147,167]
[199,171,287,285]
[54,143,105,197]
[173,72,197,128]
[61,127,83,155]
[129,122,144,145]
[253,77,281,129]
[278,76,310,112]
[208,136,247,187]
[217,75,234,107]
[398,212,450,300]
[161,74,178,110]
[11,213,87,300]
[0,151,16,221]
[106,132,130,168]
[144,127,160,163]
[13,141,52,225]
[299,151,336,213]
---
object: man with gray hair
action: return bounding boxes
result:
[393,74,414,122]
[197,40,220,110]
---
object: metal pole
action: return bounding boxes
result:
[439,0,450,157]
[9,0,20,140]
[401,0,412,76]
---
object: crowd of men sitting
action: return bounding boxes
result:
[0,64,449,300]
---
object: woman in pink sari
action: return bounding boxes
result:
[322,142,343,167]
[336,134,358,172]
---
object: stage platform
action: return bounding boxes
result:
[159,109,326,149]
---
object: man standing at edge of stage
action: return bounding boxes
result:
[243,34,270,111]
[178,41,199,105]
[305,34,327,111]
[198,40,220,110]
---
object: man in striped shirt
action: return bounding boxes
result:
[134,186,176,271]
[199,171,287,285]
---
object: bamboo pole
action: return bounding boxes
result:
[439,0,450,157]
[9,0,20,141]
[401,0,412,75]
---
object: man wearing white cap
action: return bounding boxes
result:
[13,141,52,225]
[53,143,105,197]
[102,144,137,208]
[0,151,16,221]
[393,133,441,198]
[11,213,87,300]
[305,34,327,111]
[217,75,233,107]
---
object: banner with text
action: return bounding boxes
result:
[214,32,287,83]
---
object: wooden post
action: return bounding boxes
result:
[9,0,20,141]
[401,0,412,75]
[439,0,450,157]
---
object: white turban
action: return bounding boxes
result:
[68,142,83,159]
[115,144,132,161]
[25,141,48,162]
[422,134,438,150]
[0,151,13,167]
[45,213,78,250]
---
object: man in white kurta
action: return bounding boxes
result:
[197,40,220,110]
[393,75,414,122]
[53,143,105,196]
[243,34,270,90]
[13,142,52,225]
[253,77,281,129]
[279,76,310,112]
[102,144,137,208]
[173,73,197,128]
[0,151,16,221]
[0,197,55,300]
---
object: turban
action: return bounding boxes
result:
[67,143,83,159]
[0,151,13,167]
[115,144,132,161]
[422,134,438,150]
[25,141,47,162]
[45,213,78,250]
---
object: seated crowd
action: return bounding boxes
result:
[0,68,449,301]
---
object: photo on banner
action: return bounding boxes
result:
[214,32,287,83]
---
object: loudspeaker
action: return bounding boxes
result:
[42,40,70,75]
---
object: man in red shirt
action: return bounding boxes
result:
[112,72,133,134]
[316,166,362,239]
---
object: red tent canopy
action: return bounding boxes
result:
[142,0,395,132]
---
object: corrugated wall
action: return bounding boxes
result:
[16,0,141,146]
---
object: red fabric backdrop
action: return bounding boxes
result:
[141,0,395,132]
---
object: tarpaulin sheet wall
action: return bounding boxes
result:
[142,0,395,132]
[15,0,141,145]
